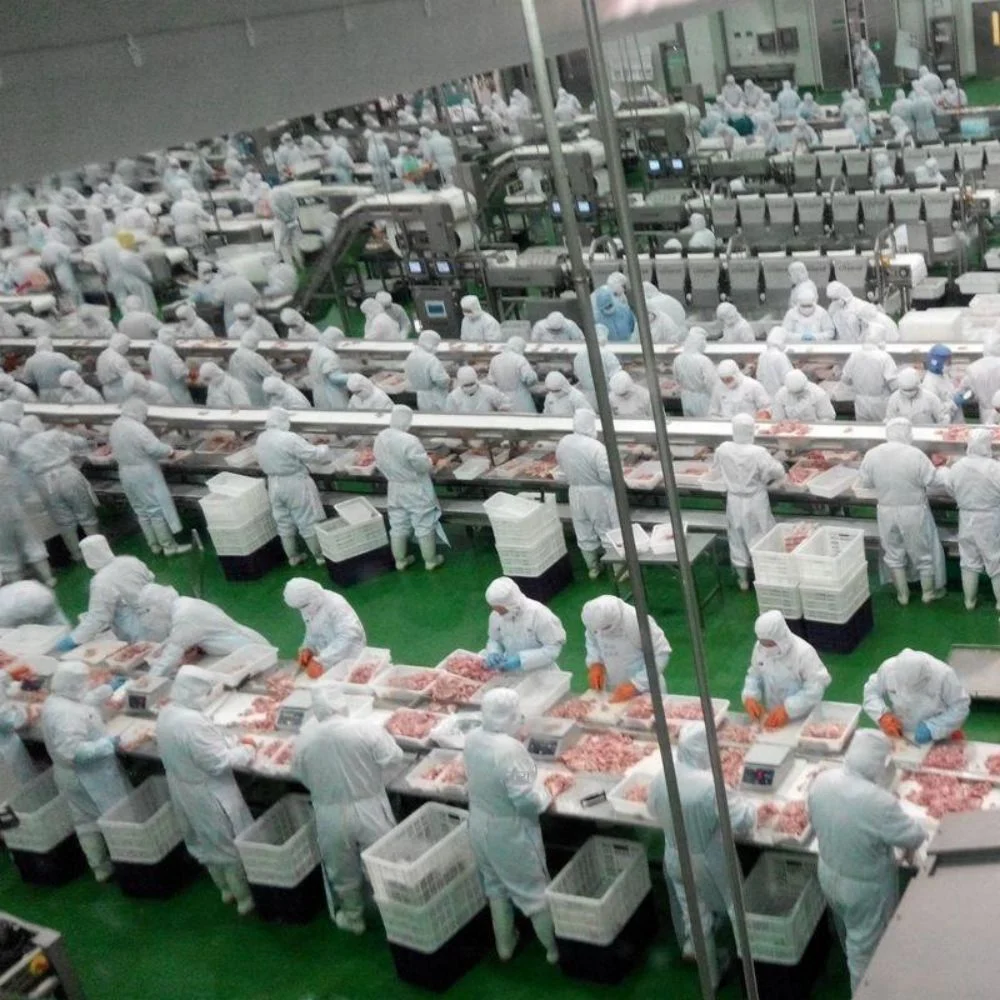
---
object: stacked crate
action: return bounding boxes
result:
[750,522,816,630]
[198,472,282,581]
[315,497,394,586]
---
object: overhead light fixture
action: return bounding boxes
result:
[245,18,256,48]
[126,34,143,68]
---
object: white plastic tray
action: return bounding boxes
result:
[405,749,469,796]
[371,664,439,704]
[797,702,861,755]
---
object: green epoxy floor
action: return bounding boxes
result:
[5,526,1000,999]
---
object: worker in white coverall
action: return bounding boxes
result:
[0,580,67,629]
[117,295,160,339]
[782,287,834,342]
[648,725,757,988]
[460,295,503,342]
[885,367,948,425]
[22,337,80,402]
[359,298,400,341]
[347,373,393,412]
[308,330,351,410]
[293,687,402,933]
[713,414,785,590]
[488,336,538,413]
[582,594,670,703]
[255,407,329,566]
[280,308,321,342]
[270,187,303,268]
[0,681,37,795]
[957,334,1000,416]
[15,416,98,561]
[709,360,770,419]
[673,329,718,417]
[149,327,194,405]
[95,333,133,403]
[857,417,947,606]
[0,373,36,404]
[138,583,268,677]
[716,303,755,344]
[40,662,130,881]
[284,578,367,679]
[787,262,816,310]
[863,648,970,744]
[200,362,251,409]
[228,301,277,342]
[480,576,566,672]
[542,371,593,417]
[0,456,55,586]
[445,366,510,414]
[947,428,1000,611]
[609,370,654,418]
[574,324,622,409]
[373,405,445,571]
[841,330,898,421]
[109,397,191,556]
[375,290,411,338]
[771,370,835,422]
[530,311,584,344]
[555,410,618,580]
[742,611,831,729]
[405,330,450,412]
[463,689,559,964]
[58,370,102,405]
[808,730,927,990]
[228,330,278,407]
[262,375,311,411]
[122,370,173,407]
[158,665,256,915]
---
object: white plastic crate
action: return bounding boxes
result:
[200,481,269,526]
[797,701,862,755]
[483,492,559,547]
[497,527,567,577]
[315,512,388,563]
[205,472,269,504]
[750,522,815,584]
[205,644,279,688]
[97,776,182,865]
[545,836,651,946]
[799,562,869,624]
[375,866,485,954]
[606,773,654,819]
[806,465,859,500]
[206,511,278,557]
[334,497,380,524]
[754,580,802,619]
[2,769,75,854]
[737,854,825,966]
[361,802,476,907]
[234,794,321,888]
[791,526,865,587]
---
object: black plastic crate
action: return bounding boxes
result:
[249,865,325,924]
[511,553,573,603]
[325,545,396,587]
[556,891,658,985]
[388,907,490,993]
[803,599,874,653]
[785,618,805,638]
[114,843,198,899]
[218,536,285,582]
[741,916,831,1000]
[10,836,87,886]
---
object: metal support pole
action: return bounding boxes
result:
[517,2,717,997]
[580,2,760,997]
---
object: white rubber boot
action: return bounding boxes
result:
[418,533,443,570]
[137,516,160,555]
[78,831,114,883]
[582,548,601,580]
[530,907,559,965]
[280,533,305,566]
[225,865,255,916]
[60,529,83,562]
[390,535,413,571]
[207,864,235,904]
[303,533,324,566]
[962,569,980,611]
[30,559,56,588]
[154,518,192,556]
[489,897,518,961]
[735,565,750,592]
[333,886,366,935]
[992,574,1000,613]
[891,568,910,606]
[920,573,943,604]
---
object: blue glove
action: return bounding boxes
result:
[54,635,77,653]
[914,722,933,745]
[952,392,968,409]
[110,735,122,750]
[502,655,522,672]
[801,332,815,342]
[485,652,505,669]
[109,675,127,691]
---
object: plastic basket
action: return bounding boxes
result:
[737,854,825,966]
[206,644,279,687]
[206,511,278,557]
[200,480,270,524]
[97,776,182,865]
[205,472,268,501]
[376,866,486,954]
[754,580,802,619]
[806,465,859,500]
[2,769,76,854]
[334,497,380,524]
[361,802,476,907]
[545,837,651,946]
[798,562,869,624]
[497,528,567,577]
[750,523,816,584]
[792,526,865,586]
[797,701,862,755]
[483,492,559,547]
[316,513,388,563]
[235,795,321,889]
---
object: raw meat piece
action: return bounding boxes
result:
[985,754,1000,777]
[543,772,574,799]
[787,462,823,487]
[781,523,814,552]
[902,770,992,819]
[346,662,379,685]
[105,642,158,671]
[352,447,375,468]
[265,674,296,700]
[384,671,435,691]
[923,744,968,772]
[769,421,811,436]
[237,696,281,732]
[721,747,747,789]
[428,673,482,704]
[89,669,112,688]
[386,709,440,741]
[937,426,968,443]
[4,662,34,683]
[548,698,597,722]
[718,722,756,746]
[930,452,951,468]
[801,722,847,740]
[441,651,495,683]
[559,732,655,775]
[624,694,655,720]
[423,758,468,786]
[775,800,809,836]
[664,700,704,721]
[0,651,19,669]
[623,783,650,803]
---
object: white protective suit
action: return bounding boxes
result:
[149,328,194,404]
[857,417,947,602]
[40,662,130,879]
[200,362,251,409]
[910,83,939,143]
[0,683,36,794]
[215,267,260,333]
[917,65,943,97]
[308,331,351,410]
[446,367,510,414]
[0,374,36,404]
[574,325,622,409]
[373,405,445,570]
[712,415,785,578]
[642,282,686,328]
[284,578,367,673]
[117,295,160,339]
[24,338,81,402]
[841,331,898,421]
[717,303,755,344]
[885,367,947,425]
[686,213,717,252]
[808,731,926,990]
[293,688,402,932]
[872,152,897,190]
[914,157,945,187]
[140,584,268,677]
[70,536,154,645]
[581,595,670,696]
[673,329,719,417]
[270,187,303,268]
[782,288,834,342]
[530,311,584,344]
[375,290,411,338]
[280,308,321,342]
[481,577,566,672]
[227,302,277,343]
[863,649,970,742]
[488,337,538,413]
[609,370,654,418]
[775,80,800,120]
[826,281,866,343]
[96,333,134,403]
[262,376,311,411]
[555,410,618,575]
[463,690,559,963]
[959,335,1000,409]
[0,580,67,629]
[228,331,278,407]
[347,373,393,412]
[709,361,770,418]
[122,371,173,407]
[0,454,52,584]
[360,298,400,342]
[771,370,835,422]
[542,371,592,417]
[460,296,503,343]
[174,303,215,340]
[157,666,256,912]
[404,331,450,412]
[787,262,817,310]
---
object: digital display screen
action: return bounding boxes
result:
[551,198,562,217]
[671,157,685,171]
[424,301,447,318]
[435,260,453,276]
[576,199,592,216]
[648,158,662,173]
[407,259,426,276]
[742,766,775,787]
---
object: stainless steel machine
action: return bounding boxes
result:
[0,911,86,999]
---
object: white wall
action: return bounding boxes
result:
[897,0,976,77]
[683,14,724,95]
[720,0,821,86]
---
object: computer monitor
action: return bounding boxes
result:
[434,259,454,277]
[550,198,562,218]
[424,300,447,319]
[575,199,593,218]
[671,157,686,173]
[647,158,663,177]
[407,258,428,278]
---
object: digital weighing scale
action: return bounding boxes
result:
[124,676,171,714]
[523,718,576,760]
[275,690,313,732]
[740,743,794,791]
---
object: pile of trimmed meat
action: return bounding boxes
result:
[384,671,436,692]
[721,747,747,789]
[758,800,810,837]
[346,661,382,685]
[422,758,468,786]
[265,674,296,700]
[543,772,575,799]
[623,782,650,804]
[386,709,441,742]
[923,744,968,771]
[560,732,655,775]
[236,696,281,732]
[664,700,705,721]
[441,652,495,684]
[548,697,599,722]
[718,722,756,746]
[902,771,992,819]
[252,737,296,774]
[769,421,811,436]
[428,673,482,704]
[801,722,847,740]
[985,754,1000,777]
[106,642,159,671]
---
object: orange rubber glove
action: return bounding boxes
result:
[743,697,764,722]
[239,736,257,748]
[305,657,325,680]
[950,729,966,742]
[879,713,904,738]
[764,705,789,730]
[588,663,607,691]
[610,682,639,704]
[297,648,314,668]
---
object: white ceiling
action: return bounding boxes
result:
[0,0,732,185]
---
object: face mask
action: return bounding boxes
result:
[800,305,815,316]
[462,384,478,396]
